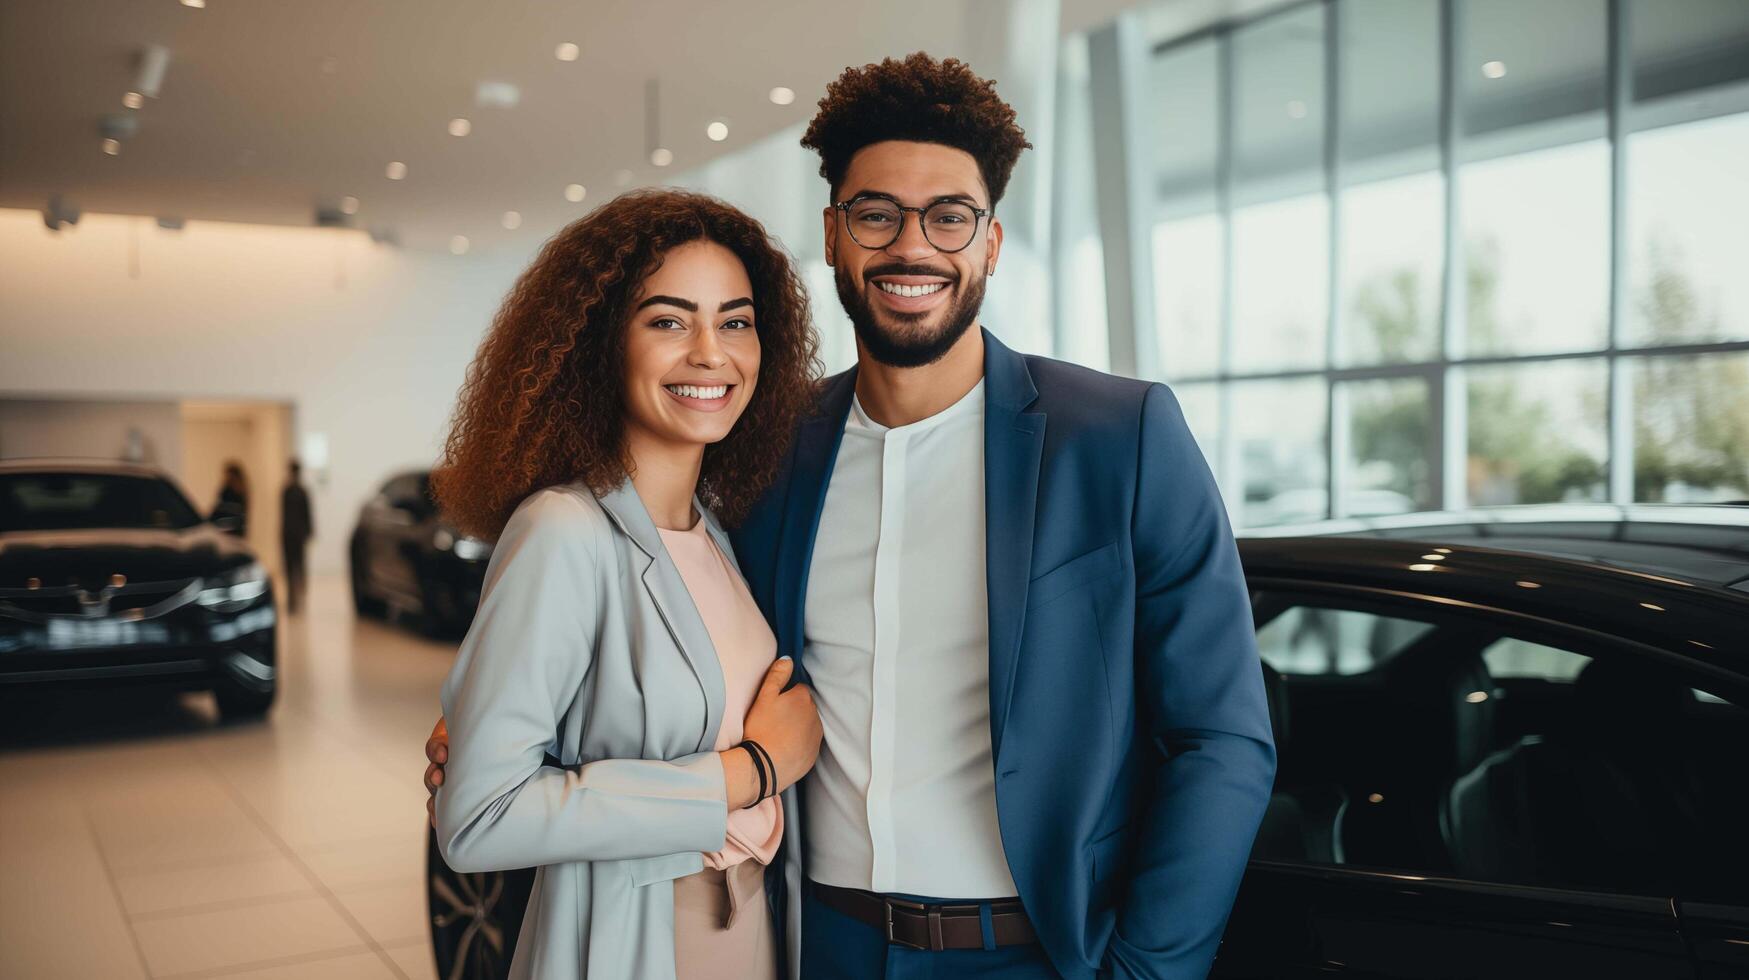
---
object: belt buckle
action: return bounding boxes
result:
[883,896,930,951]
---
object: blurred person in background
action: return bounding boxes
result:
[210,460,248,537]
[280,458,313,613]
[430,189,825,980]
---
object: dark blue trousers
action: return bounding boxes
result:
[799,886,1062,980]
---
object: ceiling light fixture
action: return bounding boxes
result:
[123,91,144,109]
[386,161,407,180]
[650,148,673,167]
[340,196,360,215]
[1482,60,1507,79]
[555,42,580,62]
[450,235,470,255]
[448,118,471,137]
[564,183,586,202]
[706,121,728,142]
[102,139,121,155]
[181,0,205,8]
[502,210,522,229]
[135,45,171,99]
[769,86,795,106]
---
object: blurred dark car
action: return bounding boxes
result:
[425,504,1749,980]
[0,459,277,720]
[350,470,492,635]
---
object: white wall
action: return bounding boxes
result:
[0,398,184,472]
[0,208,533,573]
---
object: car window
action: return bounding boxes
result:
[1252,595,1749,904]
[1255,603,1435,675]
[0,473,203,532]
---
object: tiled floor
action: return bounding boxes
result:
[0,577,448,980]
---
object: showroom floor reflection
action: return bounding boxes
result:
[0,577,447,980]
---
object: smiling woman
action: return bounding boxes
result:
[432,189,821,538]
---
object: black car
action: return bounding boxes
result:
[425,505,1749,980]
[350,470,493,635]
[0,459,277,720]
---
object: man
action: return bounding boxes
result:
[428,53,1274,980]
[281,459,313,614]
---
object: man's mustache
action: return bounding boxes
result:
[862,263,959,283]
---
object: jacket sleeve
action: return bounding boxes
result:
[1104,384,1277,980]
[434,489,728,873]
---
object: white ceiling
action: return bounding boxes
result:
[0,0,1123,252]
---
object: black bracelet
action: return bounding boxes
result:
[744,738,777,803]
[738,742,766,808]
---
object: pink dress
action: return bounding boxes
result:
[658,518,783,979]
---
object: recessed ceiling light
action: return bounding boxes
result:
[181,0,205,7]
[556,42,580,62]
[102,138,121,155]
[706,121,729,142]
[123,91,144,109]
[340,196,360,215]
[564,183,586,203]
[448,118,471,137]
[650,147,673,167]
[386,161,407,180]
[1482,60,1507,79]
[450,235,470,255]
[502,210,522,230]
[769,86,795,106]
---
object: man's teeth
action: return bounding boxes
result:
[665,384,729,400]
[877,281,947,298]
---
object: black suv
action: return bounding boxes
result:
[350,470,493,635]
[0,459,277,720]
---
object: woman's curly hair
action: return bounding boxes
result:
[433,189,821,538]
[801,52,1032,205]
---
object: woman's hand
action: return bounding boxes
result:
[733,657,822,802]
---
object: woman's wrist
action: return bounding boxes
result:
[719,748,759,810]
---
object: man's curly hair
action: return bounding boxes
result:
[801,52,1032,206]
[433,189,821,538]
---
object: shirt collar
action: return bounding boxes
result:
[848,379,986,436]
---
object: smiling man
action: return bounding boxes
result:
[727,54,1277,980]
[425,52,1274,980]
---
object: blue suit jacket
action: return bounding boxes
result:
[730,330,1276,980]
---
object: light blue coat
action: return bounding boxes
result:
[435,480,795,979]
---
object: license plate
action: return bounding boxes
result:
[46,618,149,648]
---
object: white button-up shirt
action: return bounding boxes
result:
[801,380,1018,898]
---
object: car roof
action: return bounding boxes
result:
[1243,504,1749,593]
[0,457,175,480]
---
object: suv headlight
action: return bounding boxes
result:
[434,527,491,561]
[198,561,269,608]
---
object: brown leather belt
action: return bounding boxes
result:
[809,881,1038,951]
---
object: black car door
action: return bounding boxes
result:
[1214,591,1699,979]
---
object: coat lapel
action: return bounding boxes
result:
[981,330,1045,764]
[595,480,724,753]
[773,370,857,664]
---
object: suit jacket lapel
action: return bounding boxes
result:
[596,480,724,752]
[774,370,857,664]
[981,330,1045,764]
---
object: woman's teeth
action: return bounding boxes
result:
[877,282,946,298]
[665,384,729,400]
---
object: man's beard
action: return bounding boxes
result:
[835,263,985,369]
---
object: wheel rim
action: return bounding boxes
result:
[430,867,507,980]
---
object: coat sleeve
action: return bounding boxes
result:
[434,489,728,873]
[1104,384,1277,980]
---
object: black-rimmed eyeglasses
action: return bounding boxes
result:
[833,196,992,253]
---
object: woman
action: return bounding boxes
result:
[431,189,823,980]
[210,461,248,537]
